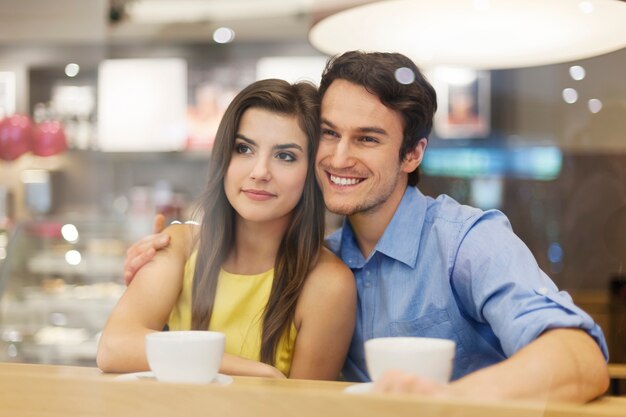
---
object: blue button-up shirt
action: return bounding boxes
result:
[326,186,608,382]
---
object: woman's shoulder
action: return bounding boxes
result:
[305,247,355,291]
[314,247,350,270]
[296,247,355,323]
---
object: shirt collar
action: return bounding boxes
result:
[337,218,366,269]
[375,187,426,268]
[338,186,427,269]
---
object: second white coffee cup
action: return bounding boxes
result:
[145,330,225,384]
[365,337,456,384]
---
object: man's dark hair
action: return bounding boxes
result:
[319,51,437,186]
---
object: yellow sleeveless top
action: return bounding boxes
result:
[168,251,297,376]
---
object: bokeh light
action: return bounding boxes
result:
[213,27,235,44]
[562,88,578,104]
[568,65,585,80]
[65,250,82,266]
[394,67,415,84]
[65,63,80,77]
[61,224,79,243]
[588,98,603,113]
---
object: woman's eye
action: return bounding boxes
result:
[276,152,296,162]
[235,143,252,154]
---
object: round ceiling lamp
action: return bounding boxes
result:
[309,0,626,69]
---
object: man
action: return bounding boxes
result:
[124,51,609,402]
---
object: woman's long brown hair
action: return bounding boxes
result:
[191,79,324,366]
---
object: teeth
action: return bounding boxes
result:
[330,175,361,186]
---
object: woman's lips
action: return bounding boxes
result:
[242,189,276,201]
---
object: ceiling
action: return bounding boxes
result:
[0,0,370,45]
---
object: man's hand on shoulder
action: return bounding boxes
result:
[123,214,170,285]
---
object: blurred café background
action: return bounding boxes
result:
[0,0,625,368]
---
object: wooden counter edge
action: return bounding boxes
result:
[1,363,625,417]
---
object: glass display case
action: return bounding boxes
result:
[0,219,127,366]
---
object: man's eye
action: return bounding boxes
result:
[360,136,379,143]
[235,143,252,154]
[276,152,296,162]
[322,129,338,137]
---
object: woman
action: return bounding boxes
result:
[97,79,356,379]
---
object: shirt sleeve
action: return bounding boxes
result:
[450,210,608,360]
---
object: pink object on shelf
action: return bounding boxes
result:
[0,114,34,161]
[32,120,67,157]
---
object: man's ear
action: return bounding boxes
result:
[401,138,427,174]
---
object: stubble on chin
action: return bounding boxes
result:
[324,202,356,216]
[323,195,384,217]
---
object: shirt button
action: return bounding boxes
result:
[366,270,370,276]
[537,287,549,295]
[364,282,371,288]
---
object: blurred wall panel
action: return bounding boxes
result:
[97,59,187,152]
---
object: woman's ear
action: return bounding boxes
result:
[401,138,427,174]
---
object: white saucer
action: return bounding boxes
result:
[343,382,374,394]
[114,371,155,381]
[114,371,233,385]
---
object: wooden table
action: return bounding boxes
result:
[609,363,626,395]
[1,363,625,417]
[609,364,626,379]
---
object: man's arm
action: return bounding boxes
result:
[374,328,608,403]
[391,211,608,403]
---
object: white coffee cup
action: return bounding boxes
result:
[145,331,225,384]
[365,337,456,384]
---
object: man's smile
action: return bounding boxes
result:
[329,174,364,186]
